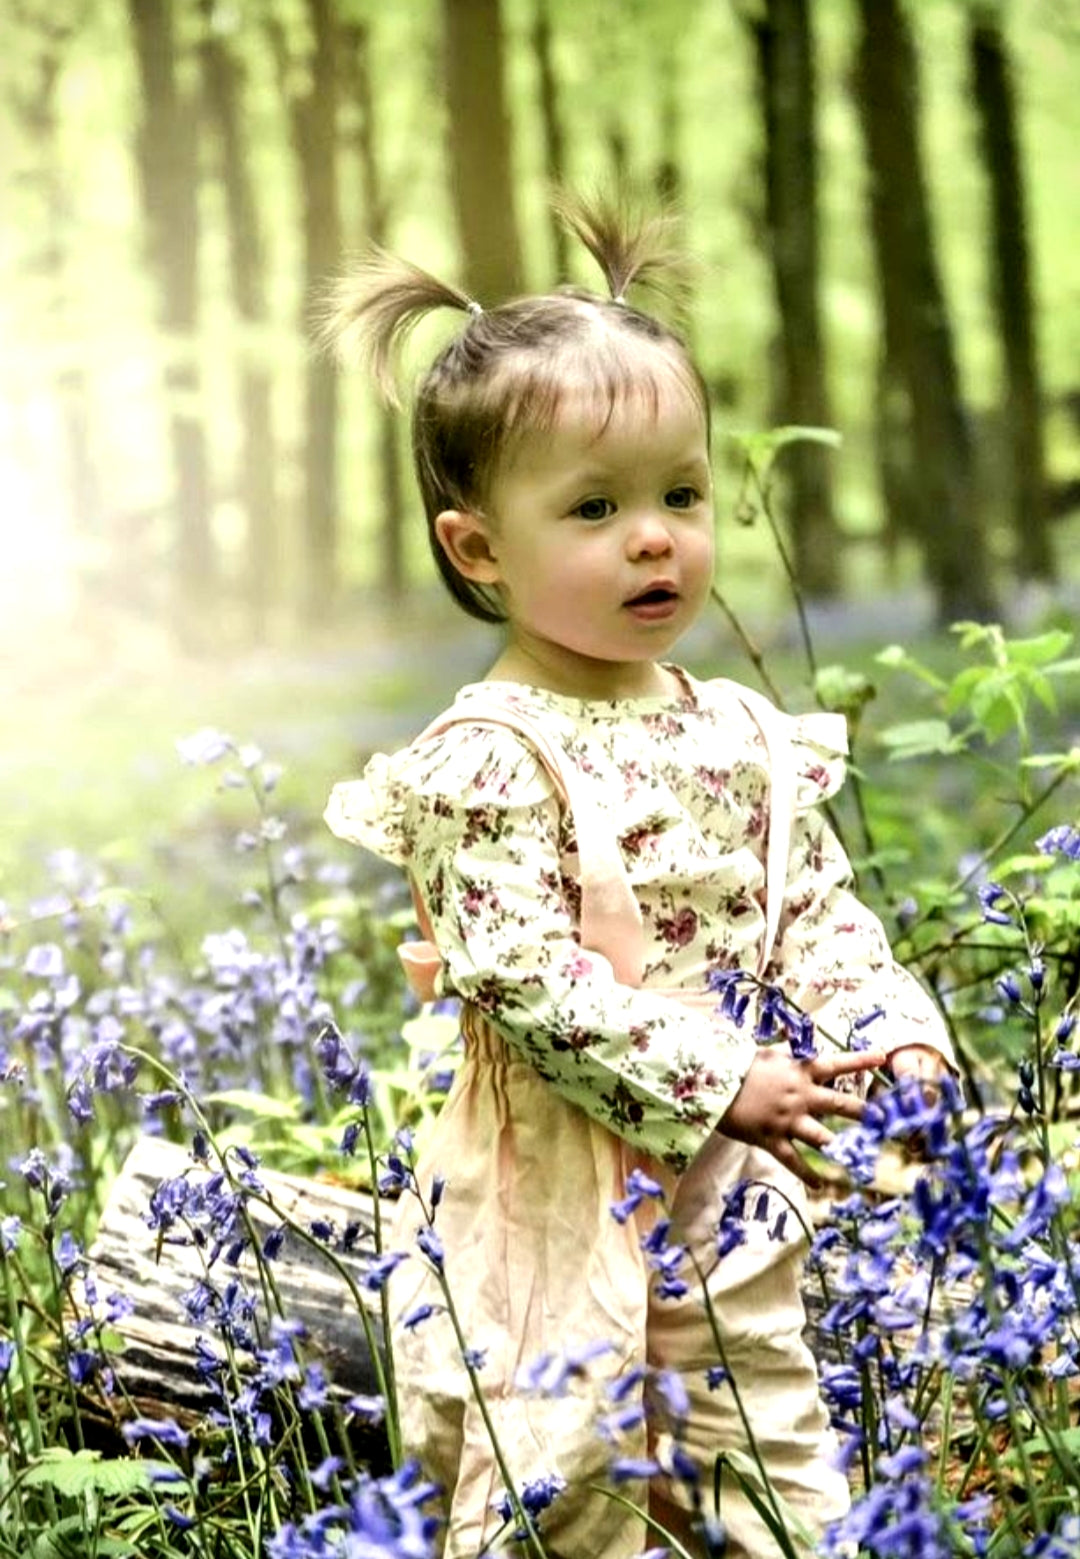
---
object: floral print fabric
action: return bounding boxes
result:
[325,670,951,1169]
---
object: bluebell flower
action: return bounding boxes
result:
[611,1165,666,1224]
[0,1339,15,1379]
[997,971,1023,1005]
[516,1339,614,1396]
[492,1470,566,1537]
[610,1456,661,1483]
[416,1225,444,1271]
[23,943,65,980]
[176,728,233,766]
[346,1393,386,1423]
[976,881,1013,925]
[1036,824,1080,860]
[362,1251,407,1293]
[651,1368,690,1426]
[123,1415,191,1449]
[55,1230,83,1275]
[298,1363,329,1411]
[402,1303,440,1330]
[261,1224,287,1261]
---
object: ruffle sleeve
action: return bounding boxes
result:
[789,710,849,813]
[323,722,555,865]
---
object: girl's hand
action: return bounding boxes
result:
[719,1046,888,1190]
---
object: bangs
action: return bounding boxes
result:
[495,332,708,453]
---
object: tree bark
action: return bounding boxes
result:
[197,0,279,641]
[853,0,997,622]
[13,13,105,614]
[750,0,840,598]
[129,0,215,645]
[267,0,342,624]
[341,21,407,601]
[968,6,1052,582]
[532,0,570,279]
[442,0,525,302]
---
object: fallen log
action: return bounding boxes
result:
[88,1136,388,1422]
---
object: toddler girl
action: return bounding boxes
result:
[324,199,952,1559]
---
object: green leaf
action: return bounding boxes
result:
[729,425,841,481]
[1002,1424,1080,1465]
[714,1447,817,1550]
[1003,629,1073,666]
[1019,749,1080,771]
[202,1089,298,1120]
[22,1448,168,1500]
[877,720,963,759]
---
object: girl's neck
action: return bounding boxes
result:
[485,639,679,701]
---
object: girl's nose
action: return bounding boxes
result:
[626,513,674,557]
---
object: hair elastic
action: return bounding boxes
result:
[612,293,627,306]
[466,299,484,316]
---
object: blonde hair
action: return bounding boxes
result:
[321,194,706,623]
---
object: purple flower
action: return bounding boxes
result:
[176,728,232,766]
[516,1339,615,1396]
[123,1415,191,1449]
[976,881,1013,925]
[402,1303,439,1330]
[23,943,65,980]
[1036,824,1080,860]
[611,1166,666,1224]
[416,1225,444,1271]
[492,1470,566,1535]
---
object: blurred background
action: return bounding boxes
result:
[1,0,1079,893]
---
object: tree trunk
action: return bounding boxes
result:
[197,0,279,642]
[531,0,570,279]
[968,6,1052,583]
[750,0,840,598]
[129,0,215,646]
[297,0,342,623]
[16,24,105,614]
[267,0,342,624]
[341,21,407,601]
[852,0,996,623]
[442,0,525,302]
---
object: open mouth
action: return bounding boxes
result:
[626,586,678,608]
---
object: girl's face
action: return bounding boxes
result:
[438,372,715,699]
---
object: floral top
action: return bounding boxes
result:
[325,670,951,1170]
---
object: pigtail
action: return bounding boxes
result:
[317,248,477,406]
[553,189,693,306]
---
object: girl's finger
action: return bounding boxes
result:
[794,1115,833,1152]
[772,1139,822,1191]
[812,1048,888,1081]
[814,1089,864,1122]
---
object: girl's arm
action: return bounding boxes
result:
[767,801,954,1074]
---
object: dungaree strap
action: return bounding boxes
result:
[712,680,796,977]
[397,683,797,1001]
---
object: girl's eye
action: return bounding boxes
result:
[665,486,700,511]
[572,497,615,522]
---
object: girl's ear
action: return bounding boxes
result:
[434,510,501,584]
